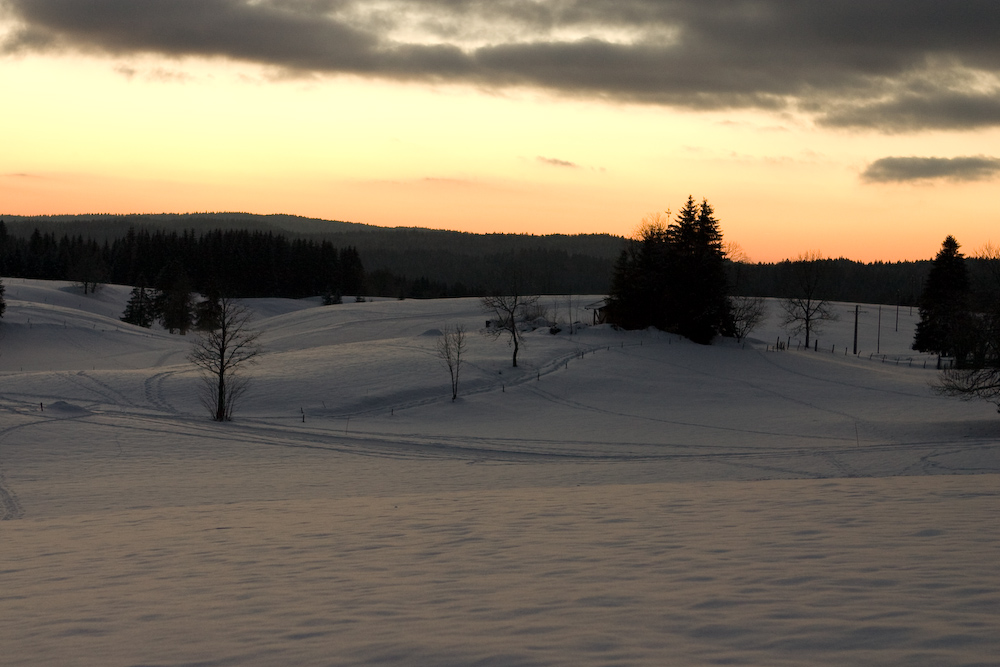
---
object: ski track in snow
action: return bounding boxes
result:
[143,370,180,414]
[0,467,24,520]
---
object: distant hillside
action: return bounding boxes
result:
[0,212,374,239]
[1,212,626,296]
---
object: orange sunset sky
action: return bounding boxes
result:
[2,1,999,263]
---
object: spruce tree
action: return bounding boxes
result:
[121,284,156,328]
[668,198,731,343]
[607,197,731,344]
[913,235,971,361]
[155,267,195,335]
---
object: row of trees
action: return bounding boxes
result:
[0,222,365,300]
[607,197,732,344]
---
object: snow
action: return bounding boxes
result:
[1,279,998,666]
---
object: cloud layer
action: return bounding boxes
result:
[3,0,1000,131]
[861,156,1000,183]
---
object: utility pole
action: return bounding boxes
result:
[853,305,859,355]
[877,304,882,355]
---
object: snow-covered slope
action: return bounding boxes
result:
[1,280,997,666]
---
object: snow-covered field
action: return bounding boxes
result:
[1,279,998,666]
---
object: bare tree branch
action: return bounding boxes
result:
[188,296,262,421]
[481,292,539,368]
[436,325,467,401]
[780,252,837,348]
[937,367,1000,412]
[730,295,768,343]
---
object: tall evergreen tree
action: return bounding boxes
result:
[121,283,156,328]
[155,265,195,335]
[607,197,731,344]
[0,276,6,320]
[913,235,971,361]
[667,198,732,343]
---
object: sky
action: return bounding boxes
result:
[1,1,999,263]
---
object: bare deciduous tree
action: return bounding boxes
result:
[481,292,539,368]
[780,251,837,348]
[730,295,768,343]
[725,242,768,343]
[437,325,467,401]
[189,296,262,421]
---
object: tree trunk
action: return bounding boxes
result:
[216,371,226,421]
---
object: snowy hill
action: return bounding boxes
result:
[1,279,998,666]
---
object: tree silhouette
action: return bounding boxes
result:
[437,325,467,400]
[607,197,731,344]
[189,297,263,421]
[780,252,837,349]
[481,290,539,368]
[121,283,156,328]
[913,235,971,361]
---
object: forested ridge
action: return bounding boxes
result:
[0,223,364,299]
[0,214,622,297]
[0,212,981,306]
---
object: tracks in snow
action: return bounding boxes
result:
[0,469,24,520]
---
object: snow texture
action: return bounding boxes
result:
[1,280,998,666]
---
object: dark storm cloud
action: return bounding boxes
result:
[3,0,1000,131]
[861,156,1000,183]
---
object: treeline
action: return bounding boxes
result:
[364,246,617,297]
[3,213,993,307]
[0,222,364,298]
[0,214,623,296]
[732,258,930,306]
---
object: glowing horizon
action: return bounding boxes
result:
[2,2,999,264]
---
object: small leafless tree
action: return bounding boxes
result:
[437,325,467,401]
[189,296,262,421]
[780,251,837,348]
[725,243,768,343]
[730,295,768,343]
[481,292,539,368]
